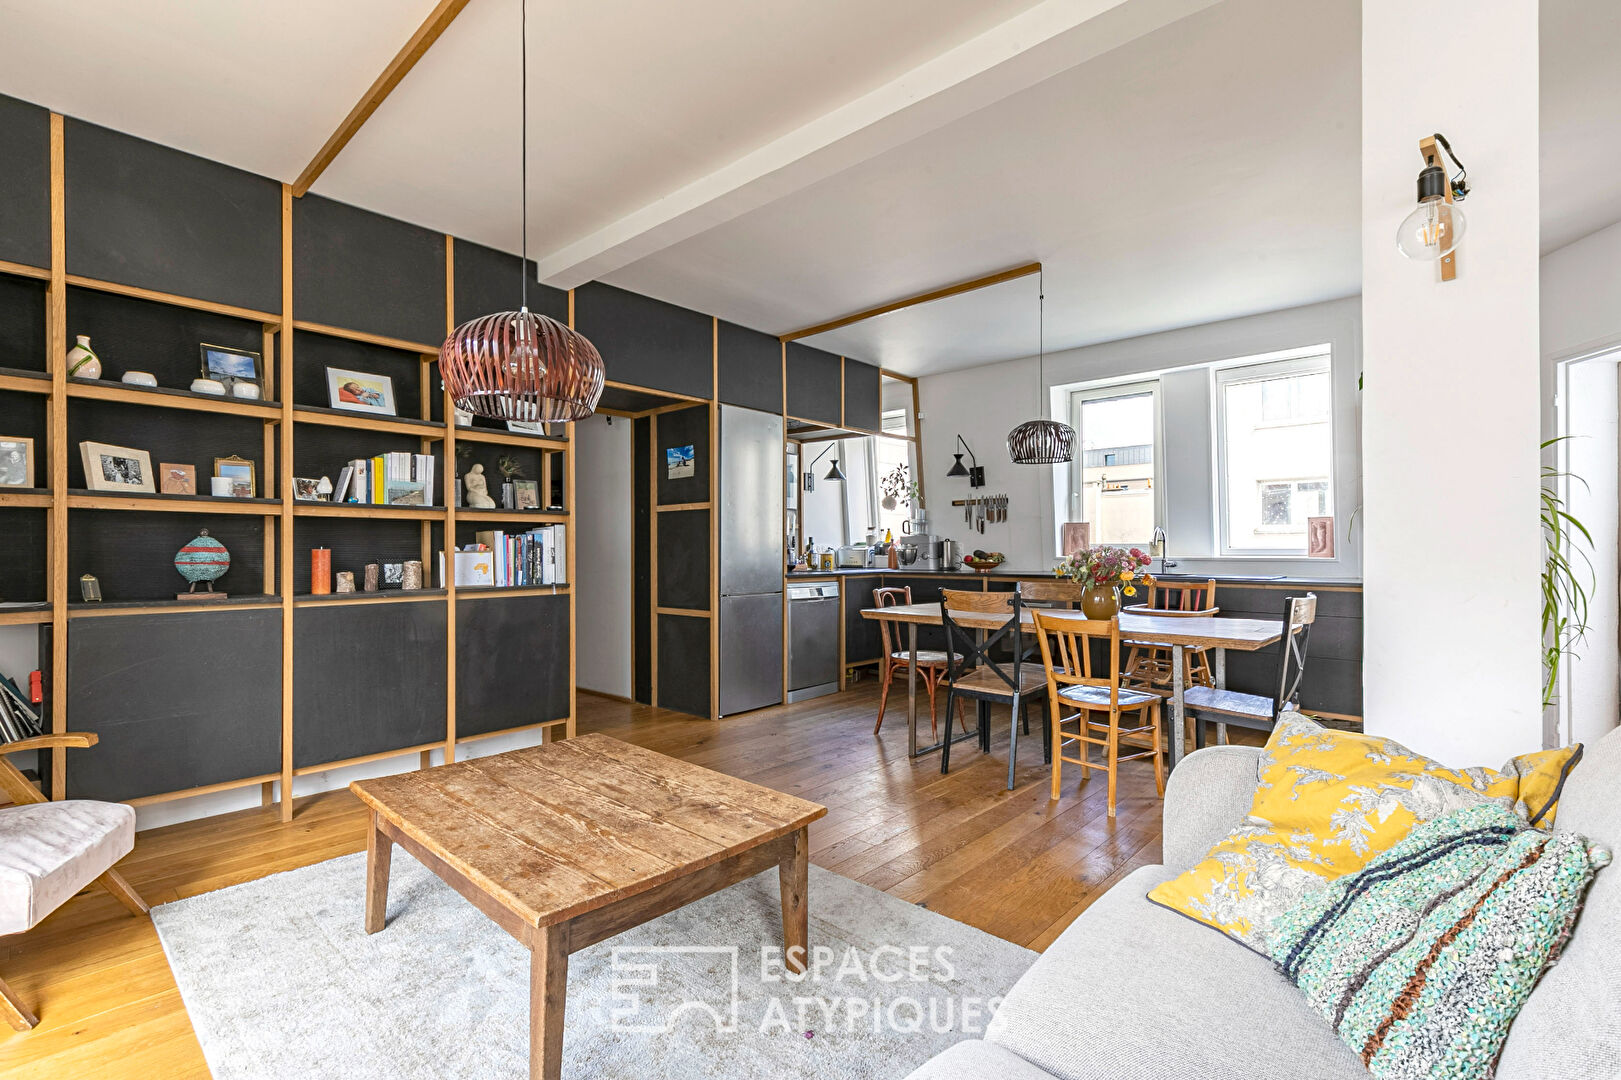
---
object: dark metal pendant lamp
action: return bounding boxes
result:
[439,0,604,422]
[1007,270,1074,464]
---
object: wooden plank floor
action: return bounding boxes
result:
[0,682,1165,1078]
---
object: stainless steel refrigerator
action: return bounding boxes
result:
[717,404,785,716]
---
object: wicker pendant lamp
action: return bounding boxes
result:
[1007,271,1074,464]
[439,0,604,422]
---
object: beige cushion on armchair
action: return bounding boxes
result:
[0,800,136,935]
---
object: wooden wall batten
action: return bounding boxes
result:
[63,118,281,315]
[291,193,445,346]
[0,94,50,270]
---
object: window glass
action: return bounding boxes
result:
[1067,385,1157,547]
[1218,356,1333,552]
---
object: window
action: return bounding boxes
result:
[1216,352,1333,553]
[1066,381,1159,547]
[872,410,914,540]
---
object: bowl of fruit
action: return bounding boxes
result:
[962,550,1006,573]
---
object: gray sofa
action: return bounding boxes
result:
[907,725,1621,1080]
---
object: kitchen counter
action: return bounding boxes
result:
[784,568,1361,588]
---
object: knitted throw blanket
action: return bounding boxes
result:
[1265,803,1609,1080]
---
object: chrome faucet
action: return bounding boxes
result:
[1152,525,1176,574]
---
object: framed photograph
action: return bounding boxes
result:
[1306,516,1335,559]
[507,420,552,435]
[80,441,155,493]
[0,436,34,488]
[199,343,262,397]
[214,455,256,498]
[159,462,197,495]
[666,444,695,479]
[382,562,405,587]
[513,480,539,510]
[326,367,397,416]
[292,477,323,501]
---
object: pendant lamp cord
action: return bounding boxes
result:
[519,0,529,313]
[1037,269,1044,416]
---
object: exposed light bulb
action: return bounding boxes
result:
[1397,197,1465,261]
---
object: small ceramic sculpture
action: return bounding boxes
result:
[231,382,262,400]
[174,529,229,598]
[121,371,157,387]
[191,378,226,396]
[363,563,380,592]
[66,335,101,379]
[401,561,423,591]
[315,476,333,499]
[335,571,355,593]
[463,463,496,509]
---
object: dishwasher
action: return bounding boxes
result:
[786,582,841,702]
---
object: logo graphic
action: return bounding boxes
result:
[609,946,741,1034]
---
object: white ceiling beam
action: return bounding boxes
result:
[532,0,1218,288]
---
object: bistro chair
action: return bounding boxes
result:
[1033,610,1166,818]
[1014,578,1087,609]
[939,589,1049,790]
[1122,578,1218,693]
[871,586,964,738]
[1185,593,1317,747]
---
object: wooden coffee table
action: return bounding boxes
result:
[349,734,825,1079]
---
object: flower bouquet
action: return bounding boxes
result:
[1060,546,1155,618]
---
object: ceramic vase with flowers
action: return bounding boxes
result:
[1060,545,1155,619]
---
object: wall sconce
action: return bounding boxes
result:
[1396,132,1469,281]
[804,444,845,491]
[945,434,985,487]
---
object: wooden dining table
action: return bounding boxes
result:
[859,601,1291,767]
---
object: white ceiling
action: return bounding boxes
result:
[1,0,1617,377]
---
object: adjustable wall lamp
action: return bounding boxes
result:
[946,434,985,487]
[1396,132,1469,282]
[804,443,846,491]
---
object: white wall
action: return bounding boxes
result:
[573,415,632,698]
[918,298,1363,575]
[1362,0,1543,764]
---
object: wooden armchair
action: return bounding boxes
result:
[0,733,149,1031]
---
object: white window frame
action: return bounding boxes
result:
[1065,379,1163,550]
[1212,347,1334,556]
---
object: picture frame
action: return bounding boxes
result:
[80,441,155,493]
[198,343,262,397]
[214,455,256,498]
[1306,515,1335,559]
[292,477,323,501]
[325,367,397,416]
[513,480,539,510]
[507,420,551,436]
[0,436,34,488]
[159,462,197,495]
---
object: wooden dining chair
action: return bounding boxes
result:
[1185,593,1317,747]
[1033,610,1165,818]
[1014,578,1088,608]
[1123,578,1218,693]
[872,586,963,738]
[939,589,1049,789]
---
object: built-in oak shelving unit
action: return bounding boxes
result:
[0,104,576,817]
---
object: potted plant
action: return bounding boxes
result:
[1062,546,1155,619]
[879,464,919,512]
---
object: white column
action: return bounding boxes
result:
[1361,0,1543,764]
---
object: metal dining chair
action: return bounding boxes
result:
[1185,593,1318,746]
[939,589,1049,789]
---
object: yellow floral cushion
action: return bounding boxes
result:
[1147,713,1583,950]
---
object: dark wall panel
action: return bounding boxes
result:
[785,343,841,425]
[0,275,48,372]
[64,119,281,313]
[68,509,268,603]
[657,614,710,718]
[654,404,710,505]
[66,609,282,801]
[456,593,569,736]
[633,417,652,703]
[293,600,447,767]
[658,509,711,610]
[0,94,49,269]
[0,509,48,603]
[842,575,884,665]
[717,320,781,413]
[573,282,711,399]
[843,359,881,432]
[451,238,567,325]
[293,194,444,345]
[290,518,425,596]
[291,329,430,416]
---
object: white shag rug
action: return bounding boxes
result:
[152,850,1035,1079]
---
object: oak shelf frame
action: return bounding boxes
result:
[0,118,580,815]
[454,508,569,524]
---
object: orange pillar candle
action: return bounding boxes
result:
[311,547,331,595]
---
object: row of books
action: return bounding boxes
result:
[332,453,437,507]
[0,671,43,744]
[439,525,568,587]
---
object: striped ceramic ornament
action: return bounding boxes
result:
[175,529,230,584]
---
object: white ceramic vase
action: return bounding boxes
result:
[66,335,101,379]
